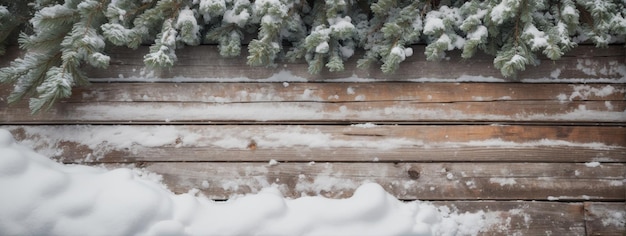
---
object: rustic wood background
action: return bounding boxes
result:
[1,45,625,235]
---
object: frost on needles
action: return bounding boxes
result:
[1,0,625,113]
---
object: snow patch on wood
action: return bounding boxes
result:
[5,126,622,162]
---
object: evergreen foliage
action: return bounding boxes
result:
[1,0,625,113]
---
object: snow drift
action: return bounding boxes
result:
[0,129,488,235]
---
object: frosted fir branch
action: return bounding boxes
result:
[460,1,488,59]
[144,19,178,68]
[286,0,358,74]
[246,0,293,66]
[204,0,252,57]
[1,52,60,104]
[423,6,465,61]
[29,66,74,114]
[358,1,422,74]
[199,0,227,18]
[0,5,21,56]
[2,0,626,113]
[575,0,624,47]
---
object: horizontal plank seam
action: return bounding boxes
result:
[57,99,626,104]
[81,161,626,165]
[4,121,626,126]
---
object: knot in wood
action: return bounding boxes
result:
[408,167,420,180]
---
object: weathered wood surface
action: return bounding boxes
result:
[1,83,624,124]
[1,44,624,235]
[584,202,626,236]
[435,201,587,235]
[5,125,625,163]
[2,45,624,82]
[103,162,625,201]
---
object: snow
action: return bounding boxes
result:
[550,68,561,79]
[524,25,548,50]
[223,8,250,27]
[467,25,488,40]
[569,85,617,100]
[404,47,414,57]
[547,196,559,201]
[0,129,495,236]
[346,86,355,94]
[177,8,199,34]
[315,41,329,54]
[601,210,625,228]
[339,46,354,58]
[584,161,601,167]
[423,18,445,34]
[489,178,517,186]
[5,124,623,162]
[328,16,355,33]
[489,0,515,25]
[351,123,377,128]
[556,85,621,102]
[390,46,406,61]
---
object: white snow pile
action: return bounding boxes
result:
[0,129,490,236]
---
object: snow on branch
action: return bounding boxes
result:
[1,0,625,113]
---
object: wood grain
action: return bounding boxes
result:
[101,162,625,201]
[3,82,624,124]
[6,125,625,163]
[2,99,624,124]
[584,202,626,236]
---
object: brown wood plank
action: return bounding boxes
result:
[102,162,625,201]
[76,45,625,82]
[3,83,623,103]
[6,125,625,163]
[1,99,624,124]
[437,201,586,235]
[584,202,626,236]
[3,82,624,124]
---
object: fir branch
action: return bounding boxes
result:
[2,0,626,113]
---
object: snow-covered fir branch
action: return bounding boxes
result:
[1,0,625,113]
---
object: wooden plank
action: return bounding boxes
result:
[6,125,625,163]
[3,83,624,103]
[1,99,624,124]
[102,162,625,201]
[2,82,624,124]
[584,202,626,236]
[76,45,626,82]
[435,201,586,235]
